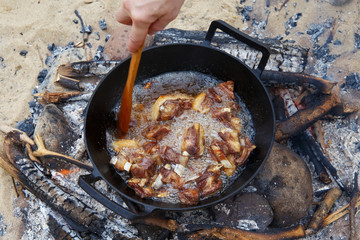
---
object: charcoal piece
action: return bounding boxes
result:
[333,39,342,45]
[37,68,48,83]
[345,73,360,90]
[99,19,107,30]
[355,33,360,49]
[254,142,313,227]
[19,50,28,56]
[105,34,111,42]
[15,117,35,137]
[212,192,273,231]
[48,43,56,52]
[34,104,77,170]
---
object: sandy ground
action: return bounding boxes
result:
[0,0,359,239]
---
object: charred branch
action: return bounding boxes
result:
[349,172,359,240]
[3,132,107,236]
[32,134,93,171]
[34,90,82,104]
[57,61,119,78]
[275,93,341,141]
[261,70,337,94]
[0,124,34,145]
[299,131,349,194]
[292,132,331,184]
[184,224,305,240]
[305,187,342,236]
[55,74,82,91]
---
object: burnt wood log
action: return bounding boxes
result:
[2,131,137,239]
[261,70,337,94]
[305,187,342,236]
[292,132,332,184]
[275,93,341,141]
[55,74,82,91]
[181,224,305,240]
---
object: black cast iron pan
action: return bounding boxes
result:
[79,20,275,219]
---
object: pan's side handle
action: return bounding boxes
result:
[78,174,156,220]
[204,20,270,77]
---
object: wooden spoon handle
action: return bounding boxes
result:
[117,42,145,137]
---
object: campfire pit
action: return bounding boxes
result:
[0,23,359,240]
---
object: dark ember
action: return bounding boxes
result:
[19,50,28,56]
[73,18,78,24]
[99,19,107,30]
[105,34,111,42]
[354,33,360,49]
[345,73,360,90]
[333,39,342,45]
[306,23,325,42]
[47,43,56,52]
[236,6,252,22]
[285,13,302,33]
[94,45,104,61]
[15,117,35,137]
[37,68,48,83]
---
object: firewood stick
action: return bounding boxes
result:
[186,225,305,240]
[261,70,337,94]
[25,143,42,164]
[132,217,179,231]
[275,93,341,141]
[322,194,360,227]
[349,172,359,240]
[292,132,332,184]
[0,123,34,145]
[33,134,93,171]
[34,90,82,104]
[55,74,81,91]
[305,187,342,235]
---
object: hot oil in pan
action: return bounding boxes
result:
[107,71,255,204]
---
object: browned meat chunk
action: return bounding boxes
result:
[131,157,157,179]
[152,94,193,121]
[196,164,223,197]
[217,81,235,100]
[112,139,140,152]
[160,167,185,189]
[142,141,159,154]
[233,137,256,166]
[181,123,205,158]
[208,140,229,162]
[208,87,222,103]
[211,107,242,130]
[160,146,180,164]
[211,107,233,127]
[179,189,200,205]
[192,92,214,114]
[143,124,171,141]
[110,151,132,172]
[218,129,241,153]
[128,179,154,198]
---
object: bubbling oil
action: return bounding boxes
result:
[107,71,255,204]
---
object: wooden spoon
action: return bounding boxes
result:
[117,42,144,138]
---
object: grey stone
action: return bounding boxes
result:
[212,192,273,231]
[254,142,313,227]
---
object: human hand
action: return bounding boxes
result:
[115,0,184,53]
